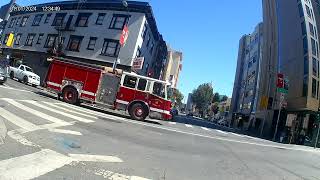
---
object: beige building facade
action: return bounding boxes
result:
[162,46,182,88]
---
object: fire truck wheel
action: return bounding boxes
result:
[62,86,78,104]
[129,103,147,121]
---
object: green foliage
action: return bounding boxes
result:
[212,93,220,103]
[191,83,214,112]
[174,89,184,108]
[221,95,228,102]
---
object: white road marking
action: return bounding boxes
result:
[7,130,40,147]
[55,102,125,121]
[42,101,98,119]
[48,128,82,136]
[68,154,123,163]
[40,121,76,129]
[201,127,210,131]
[216,130,228,134]
[168,122,176,125]
[185,124,193,128]
[2,98,72,126]
[0,108,40,131]
[0,85,30,92]
[0,149,73,180]
[21,100,94,123]
[94,169,151,180]
[231,133,244,137]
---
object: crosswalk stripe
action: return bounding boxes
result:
[0,108,40,131]
[2,98,71,126]
[68,154,123,163]
[56,102,125,121]
[216,130,228,134]
[168,122,176,125]
[48,129,82,136]
[185,124,193,128]
[55,102,99,115]
[21,100,94,123]
[201,127,210,131]
[42,102,98,119]
[0,149,73,180]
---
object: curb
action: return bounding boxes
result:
[0,116,7,145]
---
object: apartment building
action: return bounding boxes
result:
[230,23,264,130]
[0,0,166,80]
[162,46,183,88]
[262,0,320,144]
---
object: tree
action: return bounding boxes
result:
[212,93,220,103]
[191,83,214,116]
[221,95,228,102]
[174,89,184,108]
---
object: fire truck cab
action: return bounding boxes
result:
[45,58,173,121]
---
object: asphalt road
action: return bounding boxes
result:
[0,78,320,180]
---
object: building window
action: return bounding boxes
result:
[303,76,308,96]
[101,39,120,57]
[25,33,36,46]
[141,23,147,39]
[304,56,309,75]
[137,79,147,91]
[312,78,317,98]
[311,38,317,56]
[52,13,67,26]
[146,35,151,47]
[95,13,106,25]
[87,37,97,50]
[14,34,22,45]
[15,17,21,26]
[32,14,43,26]
[66,35,84,52]
[8,18,16,28]
[150,42,154,54]
[248,61,252,68]
[109,14,129,30]
[309,22,315,37]
[306,5,312,18]
[20,16,29,27]
[298,3,304,17]
[44,13,52,24]
[44,34,58,48]
[123,75,137,89]
[2,34,9,44]
[303,36,308,55]
[36,33,44,44]
[313,58,318,77]
[75,13,91,27]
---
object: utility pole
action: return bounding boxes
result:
[273,93,284,141]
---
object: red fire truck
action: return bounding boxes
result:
[44,58,173,121]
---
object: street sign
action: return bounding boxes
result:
[277,87,288,94]
[132,57,144,70]
[277,73,284,88]
[260,96,268,109]
[120,25,129,47]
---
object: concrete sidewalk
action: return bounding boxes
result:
[0,116,7,145]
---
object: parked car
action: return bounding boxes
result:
[186,112,194,117]
[0,66,7,85]
[9,65,40,87]
[170,108,179,116]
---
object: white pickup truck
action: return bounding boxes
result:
[9,65,40,87]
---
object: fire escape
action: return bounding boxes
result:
[48,0,87,57]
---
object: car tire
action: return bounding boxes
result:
[23,76,28,84]
[129,103,147,121]
[9,71,14,79]
[62,86,79,104]
[0,82,3,85]
[32,84,37,88]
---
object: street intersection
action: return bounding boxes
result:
[0,79,320,180]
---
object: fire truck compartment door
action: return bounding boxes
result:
[97,74,120,105]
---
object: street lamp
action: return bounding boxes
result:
[122,0,128,8]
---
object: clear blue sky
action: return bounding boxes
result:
[1,0,262,101]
